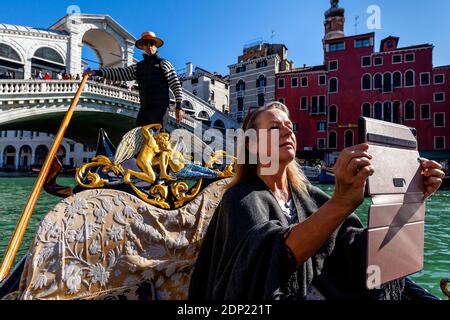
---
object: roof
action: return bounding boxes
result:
[0,23,68,36]
[278,65,326,74]
[396,44,433,51]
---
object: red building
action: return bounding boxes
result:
[276,1,450,166]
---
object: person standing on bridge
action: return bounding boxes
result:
[83,31,184,127]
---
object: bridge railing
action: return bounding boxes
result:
[0,80,140,104]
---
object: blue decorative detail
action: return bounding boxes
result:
[173,164,219,180]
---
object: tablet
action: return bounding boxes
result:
[358,117,425,289]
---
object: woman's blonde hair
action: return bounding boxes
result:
[227,102,310,194]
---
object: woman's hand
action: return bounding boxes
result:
[419,158,445,199]
[330,144,374,214]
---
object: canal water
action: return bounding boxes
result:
[0,177,448,298]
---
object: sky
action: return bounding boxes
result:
[1,0,449,75]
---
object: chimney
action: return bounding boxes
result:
[186,62,193,77]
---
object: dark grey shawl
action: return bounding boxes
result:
[188,176,404,300]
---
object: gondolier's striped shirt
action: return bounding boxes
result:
[95,59,183,109]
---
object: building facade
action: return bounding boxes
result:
[229,42,293,123]
[180,63,230,114]
[276,0,450,166]
[0,130,95,171]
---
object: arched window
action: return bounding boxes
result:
[374,73,383,89]
[362,74,371,90]
[33,47,64,64]
[34,145,49,166]
[383,73,392,92]
[0,43,24,79]
[374,102,382,120]
[404,100,415,120]
[405,70,415,87]
[329,105,337,123]
[3,145,16,169]
[393,71,402,88]
[197,111,210,121]
[383,101,392,122]
[344,130,354,148]
[329,78,338,93]
[0,43,21,62]
[256,75,266,88]
[393,101,401,124]
[236,80,245,91]
[328,131,337,149]
[32,47,65,79]
[182,100,194,110]
[19,145,32,170]
[362,103,371,117]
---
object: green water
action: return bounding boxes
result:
[0,178,448,298]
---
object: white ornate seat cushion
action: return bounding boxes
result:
[17,178,231,300]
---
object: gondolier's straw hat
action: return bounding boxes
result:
[135,31,164,49]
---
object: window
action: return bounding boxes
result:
[319,96,326,114]
[383,101,393,122]
[33,47,64,64]
[420,73,430,86]
[362,103,371,117]
[0,43,21,62]
[374,74,382,89]
[300,97,308,110]
[392,55,402,64]
[318,75,326,86]
[420,104,430,120]
[329,78,338,93]
[256,75,266,88]
[434,113,445,127]
[291,77,299,88]
[328,132,337,149]
[317,138,326,150]
[344,130,354,148]
[301,77,308,87]
[69,144,75,152]
[405,53,415,62]
[329,105,337,123]
[278,78,285,88]
[237,97,244,111]
[404,101,415,120]
[361,56,371,67]
[258,94,265,107]
[393,101,401,124]
[193,90,197,96]
[236,80,245,91]
[435,137,445,150]
[256,60,267,68]
[383,73,392,92]
[236,65,246,73]
[329,60,338,71]
[278,98,285,104]
[311,96,318,114]
[293,123,299,132]
[393,72,402,88]
[317,122,326,132]
[434,92,445,102]
[374,102,382,120]
[329,42,345,52]
[434,74,445,85]
[362,74,371,90]
[355,38,371,48]
[374,57,383,66]
[405,70,415,87]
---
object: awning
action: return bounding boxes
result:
[419,150,450,161]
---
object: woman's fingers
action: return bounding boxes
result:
[337,144,370,166]
[347,157,372,174]
[420,158,443,170]
[422,168,445,179]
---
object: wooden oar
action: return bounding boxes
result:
[0,74,90,282]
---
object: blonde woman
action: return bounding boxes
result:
[189,102,444,300]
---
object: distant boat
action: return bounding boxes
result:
[302,165,321,182]
[319,167,335,184]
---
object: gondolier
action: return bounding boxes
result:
[84,31,184,127]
